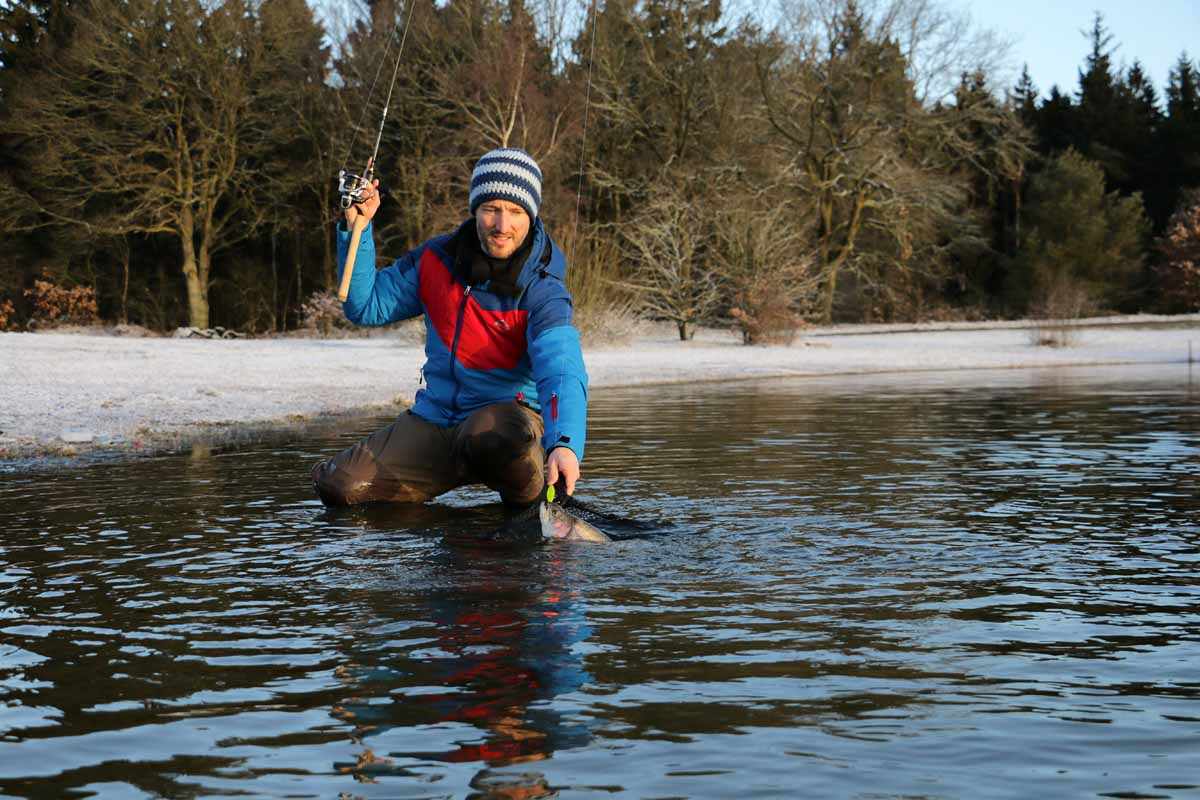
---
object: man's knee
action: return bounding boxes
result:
[463,405,540,468]
[312,456,437,507]
[454,403,542,503]
[311,459,360,506]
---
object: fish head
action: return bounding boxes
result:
[538,501,576,540]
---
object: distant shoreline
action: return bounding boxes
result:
[3,313,1198,471]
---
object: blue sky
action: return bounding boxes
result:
[961,0,1198,98]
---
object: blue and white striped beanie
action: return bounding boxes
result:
[469,147,542,219]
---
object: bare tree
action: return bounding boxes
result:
[713,202,820,342]
[438,0,568,159]
[532,0,579,71]
[621,187,721,340]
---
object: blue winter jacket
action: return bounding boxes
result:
[337,217,589,460]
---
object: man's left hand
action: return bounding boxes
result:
[546,447,580,496]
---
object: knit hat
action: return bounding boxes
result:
[469,147,543,219]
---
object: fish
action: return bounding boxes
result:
[463,494,613,547]
[538,499,611,542]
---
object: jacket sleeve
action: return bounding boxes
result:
[337,221,422,325]
[527,292,589,461]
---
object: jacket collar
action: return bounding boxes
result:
[448,217,560,293]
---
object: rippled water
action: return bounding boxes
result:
[2,365,1198,799]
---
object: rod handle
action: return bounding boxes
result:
[337,215,369,302]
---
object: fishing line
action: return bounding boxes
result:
[339,15,395,169]
[338,0,419,173]
[370,0,418,164]
[568,0,600,267]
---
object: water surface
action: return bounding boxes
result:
[2,365,1198,799]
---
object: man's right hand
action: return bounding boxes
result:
[546,446,580,497]
[345,178,381,226]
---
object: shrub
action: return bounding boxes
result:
[24,280,99,328]
[560,225,642,346]
[729,280,805,345]
[299,290,352,336]
[1156,189,1200,312]
[574,302,643,346]
[0,298,15,331]
[1027,273,1095,347]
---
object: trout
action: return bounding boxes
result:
[538,500,612,543]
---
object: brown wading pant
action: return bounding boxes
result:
[311,401,545,508]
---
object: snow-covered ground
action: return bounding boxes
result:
[2,314,1198,463]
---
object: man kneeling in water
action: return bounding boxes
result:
[311,148,588,508]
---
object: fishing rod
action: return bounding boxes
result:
[336,0,418,302]
[337,0,599,300]
[569,0,600,268]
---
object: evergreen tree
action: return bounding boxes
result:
[941,70,1032,305]
[1125,61,1162,123]
[1035,85,1075,154]
[1115,61,1168,226]
[1166,53,1199,121]
[1073,13,1129,185]
[0,0,77,86]
[1011,64,1039,128]
[571,0,729,220]
[1012,149,1149,312]
[1075,14,1118,135]
[213,0,336,331]
[1161,54,1200,228]
[0,0,85,317]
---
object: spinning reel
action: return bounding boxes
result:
[337,160,375,211]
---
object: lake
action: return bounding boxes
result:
[1,365,1198,799]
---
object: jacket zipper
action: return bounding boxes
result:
[447,284,472,414]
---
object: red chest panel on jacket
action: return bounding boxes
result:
[419,249,529,370]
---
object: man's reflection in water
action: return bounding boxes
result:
[331,537,596,796]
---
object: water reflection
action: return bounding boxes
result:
[326,518,597,793]
[1,365,1197,798]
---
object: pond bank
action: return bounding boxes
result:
[2,313,1198,468]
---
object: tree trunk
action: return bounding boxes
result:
[198,233,212,328]
[293,228,303,331]
[320,168,336,290]
[271,231,279,332]
[818,194,836,324]
[323,230,334,291]
[818,193,867,324]
[180,208,209,328]
[119,239,130,325]
[1012,180,1023,254]
[821,268,838,324]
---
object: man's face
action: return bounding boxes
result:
[476,199,531,260]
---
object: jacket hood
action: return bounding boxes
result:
[517,218,567,289]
